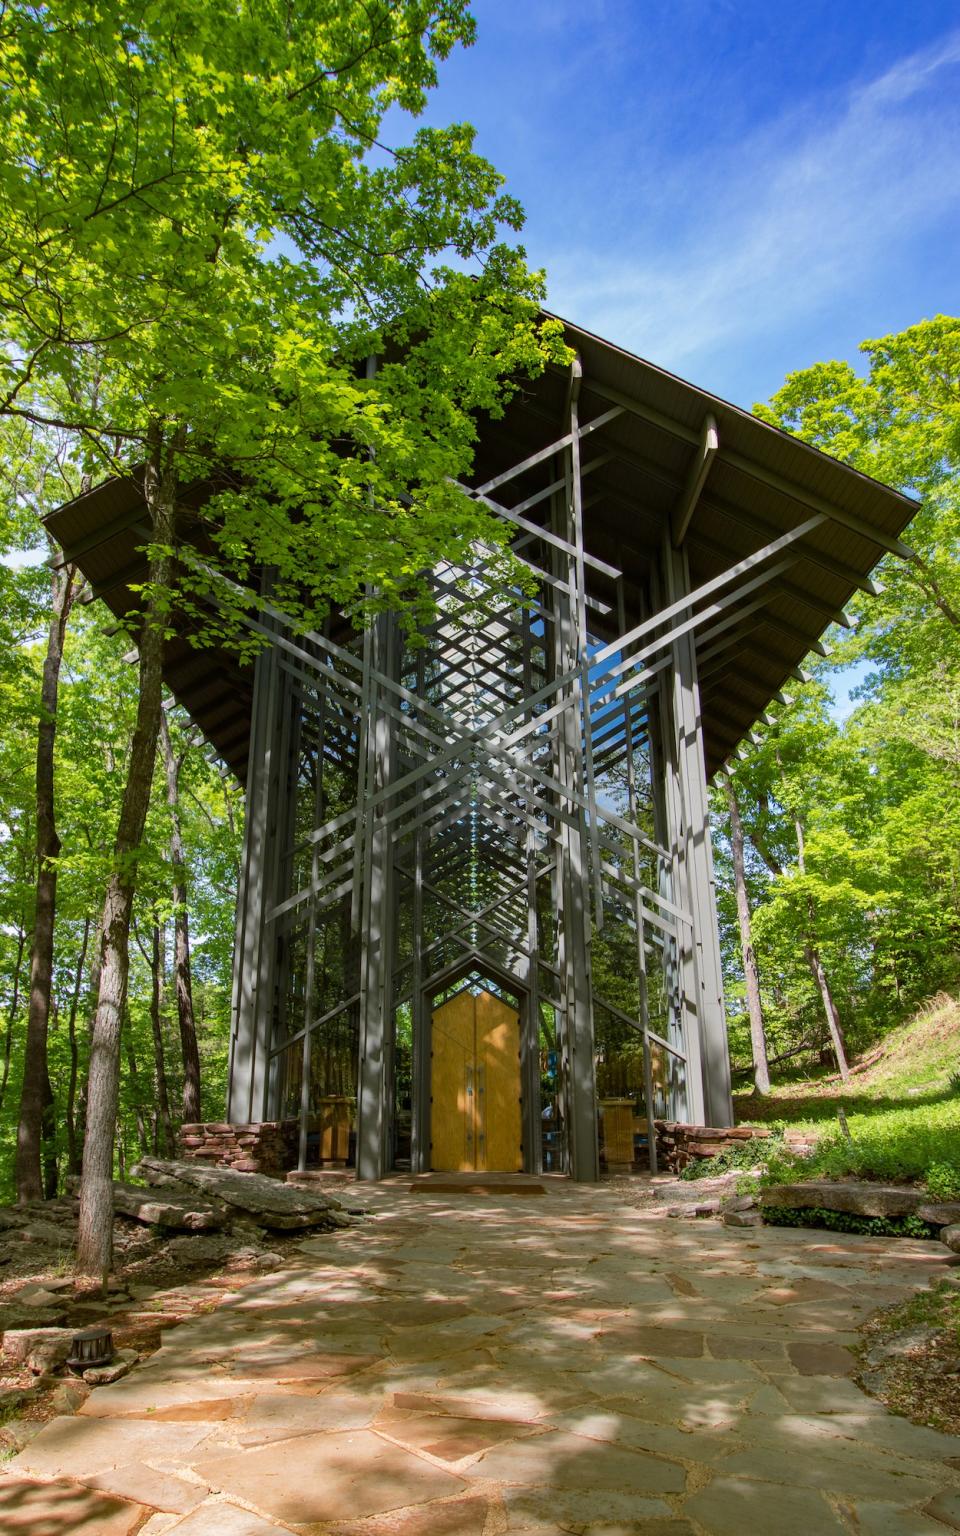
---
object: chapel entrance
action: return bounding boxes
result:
[430,989,522,1172]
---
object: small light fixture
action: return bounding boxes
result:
[67,1326,113,1372]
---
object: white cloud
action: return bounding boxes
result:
[541,30,960,380]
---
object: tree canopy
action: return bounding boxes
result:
[1,0,563,629]
[719,316,960,1087]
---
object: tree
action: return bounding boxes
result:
[159,713,201,1125]
[756,316,960,751]
[0,2,562,1276]
[705,317,960,1089]
[719,774,769,1094]
[15,556,80,1200]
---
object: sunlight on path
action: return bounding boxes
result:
[2,1180,958,1534]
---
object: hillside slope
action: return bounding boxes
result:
[733,993,960,1190]
[737,992,960,1112]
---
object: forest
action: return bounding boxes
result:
[1,4,959,1256]
[714,318,960,1092]
[3,315,958,1208]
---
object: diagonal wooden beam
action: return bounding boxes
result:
[671,413,718,547]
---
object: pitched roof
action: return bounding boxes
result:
[44,312,917,781]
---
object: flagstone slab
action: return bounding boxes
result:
[717,1442,938,1504]
[787,1340,856,1376]
[79,1459,208,1513]
[850,1501,959,1535]
[234,1390,381,1444]
[606,1325,703,1358]
[548,1404,737,1464]
[159,1498,291,1534]
[706,1333,788,1362]
[0,1476,147,1535]
[324,1493,491,1535]
[192,1428,467,1523]
[682,1475,848,1534]
[390,1390,553,1422]
[79,1373,253,1417]
[501,1485,676,1528]
[740,1406,960,1464]
[924,1489,960,1529]
[374,1407,538,1462]
[464,1428,686,1493]
[229,1350,380,1381]
[10,1415,214,1477]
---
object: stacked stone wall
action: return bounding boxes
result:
[654,1120,817,1172]
[177,1121,299,1178]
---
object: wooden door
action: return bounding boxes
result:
[430,990,522,1172]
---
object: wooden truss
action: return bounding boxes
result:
[224,359,778,1182]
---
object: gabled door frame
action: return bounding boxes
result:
[414,954,540,1175]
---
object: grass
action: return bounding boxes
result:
[729,992,960,1195]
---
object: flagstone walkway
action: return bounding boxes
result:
[3,1178,960,1535]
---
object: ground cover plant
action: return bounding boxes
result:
[720,995,960,1195]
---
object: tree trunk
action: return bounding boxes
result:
[65,917,91,1176]
[71,914,102,1174]
[150,923,175,1155]
[16,561,78,1202]
[76,437,178,1281]
[160,713,201,1124]
[793,813,850,1081]
[804,942,850,1080]
[41,1065,58,1198]
[723,777,770,1094]
[122,1009,150,1156]
[0,925,27,1113]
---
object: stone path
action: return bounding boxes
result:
[3,1178,960,1534]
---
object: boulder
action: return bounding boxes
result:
[112,1182,227,1232]
[12,1283,67,1309]
[918,1200,960,1225]
[83,1347,138,1386]
[941,1223,960,1255]
[722,1210,763,1228]
[720,1195,758,1213]
[131,1157,345,1232]
[26,1336,74,1375]
[0,1303,68,1332]
[761,1181,959,1223]
[2,1326,77,1364]
[50,1379,91,1413]
[15,1220,73,1248]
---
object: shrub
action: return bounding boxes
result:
[762,1206,939,1239]
[925,1161,960,1201]
[678,1131,788,1181]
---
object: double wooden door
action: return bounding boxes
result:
[430,990,522,1172]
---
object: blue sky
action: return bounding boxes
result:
[422,0,960,409]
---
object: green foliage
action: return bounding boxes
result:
[0,0,566,637]
[0,548,242,1200]
[0,2,556,1204]
[733,1000,960,1202]
[718,316,960,1083]
[797,1102,960,1187]
[763,1206,939,1239]
[678,1131,788,1181]
[921,1161,960,1202]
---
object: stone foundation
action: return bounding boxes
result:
[177,1121,300,1178]
[654,1120,816,1172]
